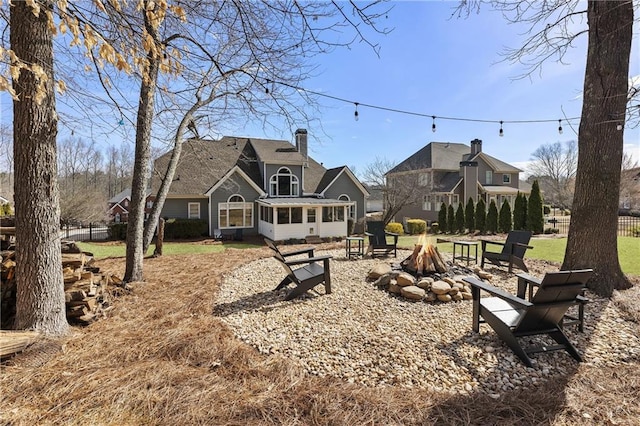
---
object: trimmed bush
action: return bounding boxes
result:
[487,200,498,234]
[163,218,208,239]
[447,204,455,234]
[455,203,465,234]
[513,192,527,230]
[475,198,487,233]
[430,222,440,234]
[527,180,544,234]
[438,202,448,234]
[385,222,404,235]
[499,199,513,233]
[406,219,427,235]
[465,197,475,232]
[544,228,560,234]
[108,223,128,240]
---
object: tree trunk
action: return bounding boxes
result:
[10,1,68,334]
[123,7,161,283]
[562,1,633,296]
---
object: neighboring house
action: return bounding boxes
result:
[387,139,530,224]
[150,129,368,241]
[365,184,384,213]
[107,188,155,223]
[620,167,640,212]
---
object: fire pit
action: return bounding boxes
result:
[367,235,489,303]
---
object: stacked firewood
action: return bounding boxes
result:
[1,241,126,328]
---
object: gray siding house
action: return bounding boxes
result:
[387,139,530,224]
[151,129,368,240]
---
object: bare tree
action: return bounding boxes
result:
[457,0,635,296]
[361,157,422,225]
[10,0,68,334]
[529,140,577,209]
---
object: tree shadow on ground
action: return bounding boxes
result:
[426,284,614,425]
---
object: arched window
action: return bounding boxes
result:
[219,194,253,228]
[339,194,356,220]
[269,167,299,197]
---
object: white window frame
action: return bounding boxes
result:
[269,167,299,197]
[188,202,201,219]
[423,194,432,211]
[218,194,253,228]
[451,194,459,209]
[339,194,356,220]
[486,170,493,185]
[503,174,511,184]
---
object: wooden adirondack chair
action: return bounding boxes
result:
[480,230,533,273]
[364,221,398,258]
[265,238,332,301]
[463,269,593,367]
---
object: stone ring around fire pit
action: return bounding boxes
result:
[366,254,494,303]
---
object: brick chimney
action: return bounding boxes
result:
[295,129,308,161]
[470,138,482,156]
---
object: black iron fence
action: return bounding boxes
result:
[60,223,109,241]
[546,215,640,237]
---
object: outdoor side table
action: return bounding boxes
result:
[345,236,364,259]
[452,241,479,266]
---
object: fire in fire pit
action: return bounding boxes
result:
[400,235,447,275]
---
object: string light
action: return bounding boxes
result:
[431,116,436,133]
[265,79,270,94]
[558,119,563,135]
[264,79,583,132]
[617,122,623,131]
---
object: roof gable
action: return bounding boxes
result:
[471,152,523,173]
[317,166,369,196]
[388,142,469,173]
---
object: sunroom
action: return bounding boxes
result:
[257,197,355,241]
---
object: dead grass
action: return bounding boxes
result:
[1,244,639,425]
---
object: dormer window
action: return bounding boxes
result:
[269,167,299,197]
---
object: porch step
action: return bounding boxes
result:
[305,235,323,244]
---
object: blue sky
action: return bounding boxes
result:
[237,1,639,176]
[0,1,638,177]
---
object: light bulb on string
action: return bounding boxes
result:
[558,119,563,135]
[354,102,359,121]
[265,79,270,94]
[617,122,623,131]
[499,121,504,137]
[431,116,436,133]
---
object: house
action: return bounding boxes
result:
[150,129,368,241]
[387,139,530,224]
[620,166,640,212]
[107,188,155,223]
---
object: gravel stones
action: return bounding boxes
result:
[216,249,640,396]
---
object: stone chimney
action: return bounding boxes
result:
[295,129,308,161]
[460,161,479,203]
[470,138,482,156]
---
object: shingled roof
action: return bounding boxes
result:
[151,135,332,196]
[387,142,470,173]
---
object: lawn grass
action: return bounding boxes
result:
[77,240,263,259]
[397,235,640,275]
[80,235,639,275]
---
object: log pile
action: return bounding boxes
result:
[401,243,448,275]
[1,241,125,328]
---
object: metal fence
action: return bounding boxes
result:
[547,215,640,237]
[60,223,109,241]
